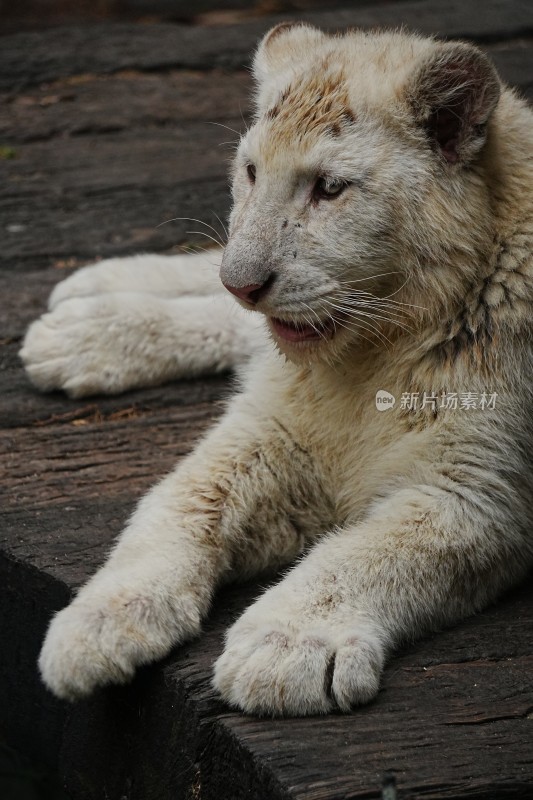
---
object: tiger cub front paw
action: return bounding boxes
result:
[213,606,385,716]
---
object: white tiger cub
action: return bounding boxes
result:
[23,24,533,716]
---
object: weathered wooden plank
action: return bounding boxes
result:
[181,580,533,800]
[2,537,532,800]
[0,69,249,269]
[2,0,380,35]
[0,179,230,271]
[1,1,533,92]
[3,502,531,800]
[0,553,71,771]
[0,69,251,143]
[2,405,221,513]
[0,128,233,270]
[488,40,533,98]
[0,268,77,336]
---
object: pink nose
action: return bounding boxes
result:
[223,281,269,305]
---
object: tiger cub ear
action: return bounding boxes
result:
[407,41,501,164]
[252,22,325,84]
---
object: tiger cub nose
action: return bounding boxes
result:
[223,275,274,305]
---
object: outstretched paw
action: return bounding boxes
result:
[48,252,223,309]
[20,294,170,397]
[213,613,384,716]
[48,262,116,309]
[39,584,202,700]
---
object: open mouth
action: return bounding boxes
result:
[269,316,336,343]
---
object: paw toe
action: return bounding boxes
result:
[214,621,385,716]
[330,635,383,710]
[214,626,334,716]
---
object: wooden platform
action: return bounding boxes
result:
[1,3,533,798]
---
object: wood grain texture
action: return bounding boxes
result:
[1,3,532,799]
[2,1,533,91]
[0,69,248,269]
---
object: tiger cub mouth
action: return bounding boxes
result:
[269,315,337,343]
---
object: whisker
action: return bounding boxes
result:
[301,310,326,342]
[336,272,427,311]
[337,271,402,285]
[213,212,229,241]
[180,245,223,269]
[324,298,397,345]
[301,304,329,342]
[330,314,389,348]
[329,300,415,333]
[205,121,243,137]
[157,216,225,247]
[349,315,393,347]
[330,304,413,337]
[186,230,225,249]
[325,302,385,334]
[332,294,414,318]
[238,102,250,134]
[382,275,413,299]
[333,286,426,313]
[301,302,325,327]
